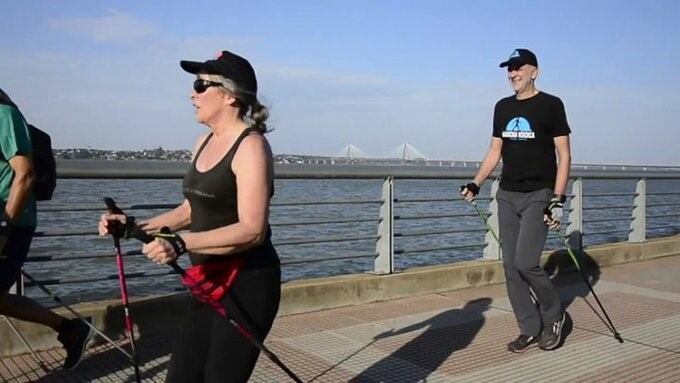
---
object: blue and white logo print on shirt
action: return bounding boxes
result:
[502,117,535,140]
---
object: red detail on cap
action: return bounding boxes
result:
[215,51,223,59]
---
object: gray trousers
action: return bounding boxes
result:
[497,187,562,336]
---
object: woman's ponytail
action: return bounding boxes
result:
[248,99,269,134]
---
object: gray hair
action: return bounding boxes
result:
[202,75,269,134]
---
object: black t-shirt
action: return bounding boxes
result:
[492,91,571,192]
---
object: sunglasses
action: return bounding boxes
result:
[193,79,223,94]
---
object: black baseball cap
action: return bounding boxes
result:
[180,50,257,102]
[499,48,538,68]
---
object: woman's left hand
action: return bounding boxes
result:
[142,238,178,265]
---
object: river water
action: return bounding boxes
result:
[22,174,680,305]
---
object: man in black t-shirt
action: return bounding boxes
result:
[461,49,572,352]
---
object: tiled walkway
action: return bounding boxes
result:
[2,255,680,382]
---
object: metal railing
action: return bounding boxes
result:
[16,161,680,302]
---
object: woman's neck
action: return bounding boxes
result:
[209,112,246,137]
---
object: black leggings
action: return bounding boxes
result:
[166,259,281,383]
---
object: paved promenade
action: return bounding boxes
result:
[2,255,680,382]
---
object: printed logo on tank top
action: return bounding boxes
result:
[183,187,216,199]
[502,117,535,140]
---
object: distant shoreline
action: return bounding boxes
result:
[54,147,679,168]
[54,159,680,180]
[55,152,680,170]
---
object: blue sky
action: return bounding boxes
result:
[1,1,679,165]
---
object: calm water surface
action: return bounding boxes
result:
[23,176,680,304]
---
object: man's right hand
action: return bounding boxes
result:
[460,182,480,202]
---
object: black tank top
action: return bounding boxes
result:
[183,128,274,266]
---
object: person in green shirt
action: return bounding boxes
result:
[0,88,93,370]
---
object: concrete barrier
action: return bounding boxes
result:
[2,235,679,357]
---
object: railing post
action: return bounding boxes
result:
[482,179,501,260]
[629,178,646,242]
[566,178,583,250]
[374,177,394,274]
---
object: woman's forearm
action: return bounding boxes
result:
[181,221,267,256]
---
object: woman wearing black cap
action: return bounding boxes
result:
[99,50,280,382]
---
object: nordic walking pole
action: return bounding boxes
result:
[20,270,134,360]
[460,185,501,245]
[472,200,500,245]
[556,230,624,343]
[103,197,142,383]
[104,198,304,383]
[3,315,50,372]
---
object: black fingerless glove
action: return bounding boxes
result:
[110,215,138,239]
[154,227,187,256]
[460,182,480,196]
[543,194,566,221]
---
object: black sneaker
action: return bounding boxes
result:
[539,313,566,350]
[57,318,94,370]
[507,334,538,353]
